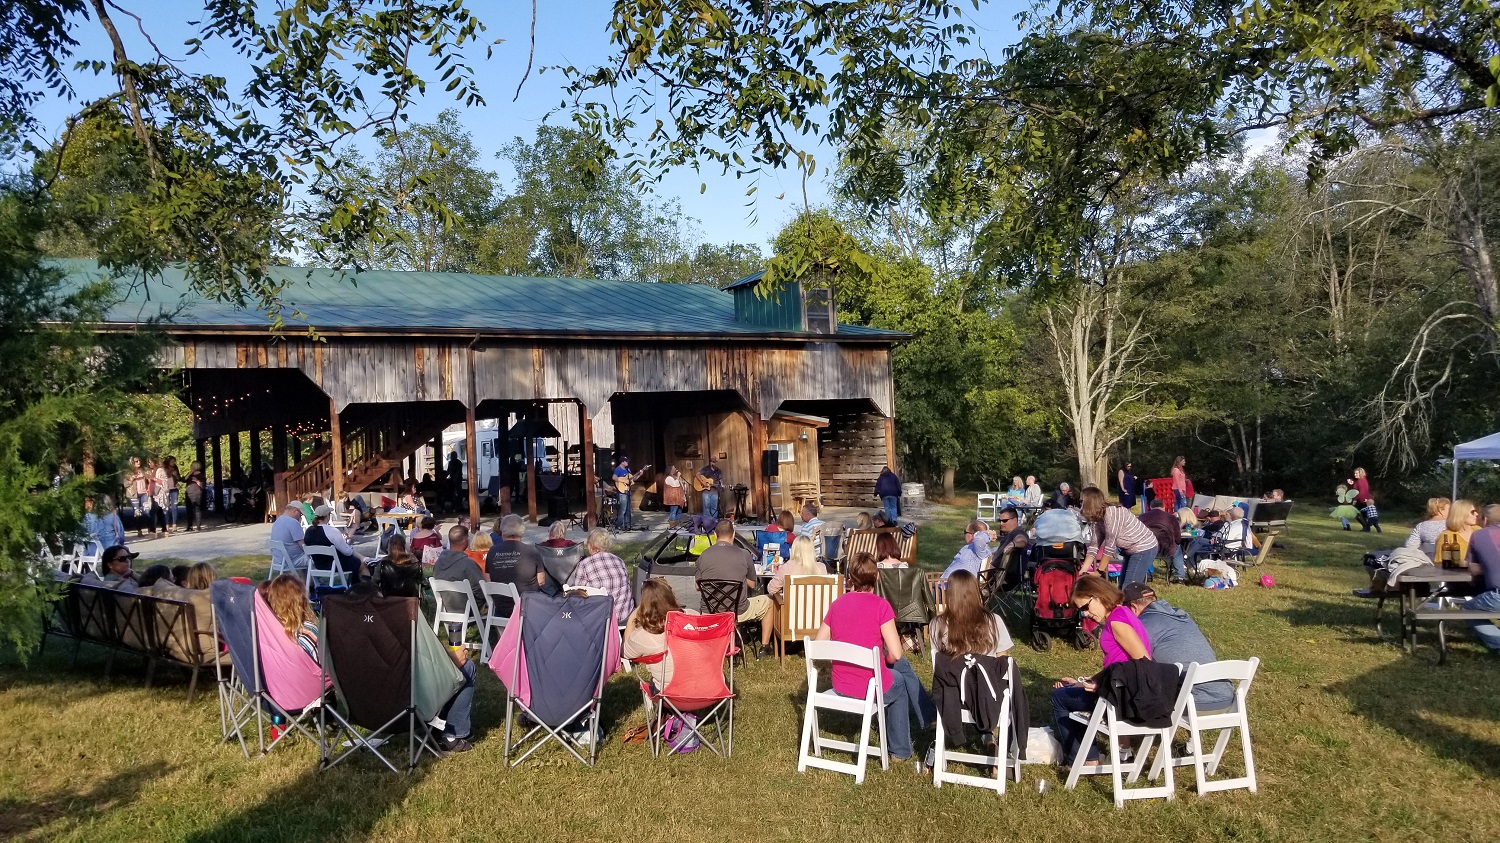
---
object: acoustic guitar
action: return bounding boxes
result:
[614,464,652,494]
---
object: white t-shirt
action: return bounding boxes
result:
[929,613,1014,659]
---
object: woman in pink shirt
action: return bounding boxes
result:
[816,553,934,762]
[1049,576,1153,767]
[1170,456,1189,512]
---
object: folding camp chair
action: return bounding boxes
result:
[537,543,581,590]
[639,611,737,757]
[319,594,462,773]
[492,591,621,767]
[211,580,260,757]
[797,638,887,784]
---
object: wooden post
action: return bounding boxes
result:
[465,404,480,526]
[290,435,301,465]
[249,428,263,476]
[329,400,345,504]
[195,438,207,475]
[749,414,768,523]
[228,430,242,486]
[431,436,442,480]
[271,426,288,472]
[526,407,539,523]
[884,416,897,472]
[211,435,223,515]
[580,401,596,530]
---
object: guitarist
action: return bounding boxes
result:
[695,455,725,520]
[611,456,651,530]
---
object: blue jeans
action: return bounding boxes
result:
[881,496,899,523]
[165,489,178,527]
[668,504,681,523]
[1466,590,1500,652]
[616,492,631,529]
[135,494,150,529]
[442,659,478,738]
[1051,683,1101,763]
[702,491,719,520]
[1169,546,1186,579]
[883,657,934,760]
[1120,547,1155,586]
[1173,490,1187,512]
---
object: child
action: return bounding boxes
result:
[1359,499,1382,534]
[1330,484,1360,531]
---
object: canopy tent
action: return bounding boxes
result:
[1452,431,1500,498]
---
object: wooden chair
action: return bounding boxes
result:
[775,574,843,663]
[842,528,918,564]
[790,482,820,510]
[926,572,949,615]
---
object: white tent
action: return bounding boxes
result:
[1452,431,1500,498]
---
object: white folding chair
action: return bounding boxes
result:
[376,515,407,555]
[1147,658,1260,796]
[1064,691,1178,807]
[268,540,305,580]
[430,578,482,653]
[303,546,350,596]
[479,580,520,664]
[797,638,888,785]
[932,661,1021,794]
[976,493,998,520]
[73,543,104,578]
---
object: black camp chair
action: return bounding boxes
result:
[318,594,464,773]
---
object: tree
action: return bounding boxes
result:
[306,110,499,272]
[2,1,499,318]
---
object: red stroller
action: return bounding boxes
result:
[1028,545,1095,652]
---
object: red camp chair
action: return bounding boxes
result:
[640,611,736,758]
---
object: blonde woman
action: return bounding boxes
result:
[258,574,320,663]
[1405,497,1451,559]
[1436,499,1480,566]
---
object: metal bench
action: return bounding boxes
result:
[1408,606,1500,664]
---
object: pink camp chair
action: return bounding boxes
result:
[639,611,736,757]
[252,590,329,754]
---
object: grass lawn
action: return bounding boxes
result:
[3,507,1497,842]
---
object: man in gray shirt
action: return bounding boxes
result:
[1124,583,1234,711]
[695,518,775,654]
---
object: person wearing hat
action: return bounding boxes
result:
[100,545,140,585]
[1123,583,1233,711]
[304,504,368,580]
[698,455,724,520]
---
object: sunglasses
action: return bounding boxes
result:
[109,556,130,563]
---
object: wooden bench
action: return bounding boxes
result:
[41,581,218,700]
[1408,605,1500,665]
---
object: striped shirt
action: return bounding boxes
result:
[1089,505,1159,561]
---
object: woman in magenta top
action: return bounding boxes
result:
[816,552,934,762]
[1049,575,1153,766]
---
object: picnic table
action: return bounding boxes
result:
[1397,566,1479,663]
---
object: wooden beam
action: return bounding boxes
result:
[465,404,480,526]
[290,435,301,464]
[580,401,596,530]
[329,400,345,504]
[271,426,288,472]
[526,407,539,523]
[228,430,242,488]
[211,435,223,516]
[749,413,768,523]
[248,428,263,477]
[195,438,207,477]
[884,416,897,472]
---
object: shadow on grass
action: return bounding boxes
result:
[1263,590,1385,642]
[1327,655,1500,780]
[0,761,173,840]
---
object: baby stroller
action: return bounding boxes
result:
[1028,543,1093,652]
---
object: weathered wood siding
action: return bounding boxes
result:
[766,417,821,511]
[819,412,888,507]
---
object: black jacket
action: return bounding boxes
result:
[931,653,1031,759]
[1097,658,1181,728]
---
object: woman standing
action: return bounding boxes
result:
[126,457,152,537]
[161,456,181,534]
[1349,467,1379,533]
[815,553,935,763]
[1170,456,1189,512]
[1117,462,1139,513]
[183,461,206,531]
[1079,486,1158,586]
[662,466,687,529]
[1050,576,1153,768]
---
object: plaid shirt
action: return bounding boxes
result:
[573,551,634,617]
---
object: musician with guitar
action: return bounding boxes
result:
[612,456,651,530]
[695,455,725,520]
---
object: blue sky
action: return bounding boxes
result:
[26,0,1033,252]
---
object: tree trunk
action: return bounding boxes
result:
[1451,180,1500,348]
[942,466,956,501]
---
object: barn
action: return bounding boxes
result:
[61,260,903,527]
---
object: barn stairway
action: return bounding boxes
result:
[283,407,453,502]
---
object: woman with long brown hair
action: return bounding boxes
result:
[929,570,1012,658]
[622,579,694,689]
[1079,485,1158,586]
[259,574,320,663]
[1050,575,1153,767]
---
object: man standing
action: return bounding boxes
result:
[1138,499,1185,583]
[698,456,724,520]
[875,466,902,524]
[612,456,634,530]
[1124,583,1234,710]
[695,519,776,656]
[1464,504,1500,654]
[269,502,308,572]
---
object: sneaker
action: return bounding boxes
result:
[757,644,775,658]
[441,734,473,753]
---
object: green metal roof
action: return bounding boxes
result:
[52,259,902,341]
